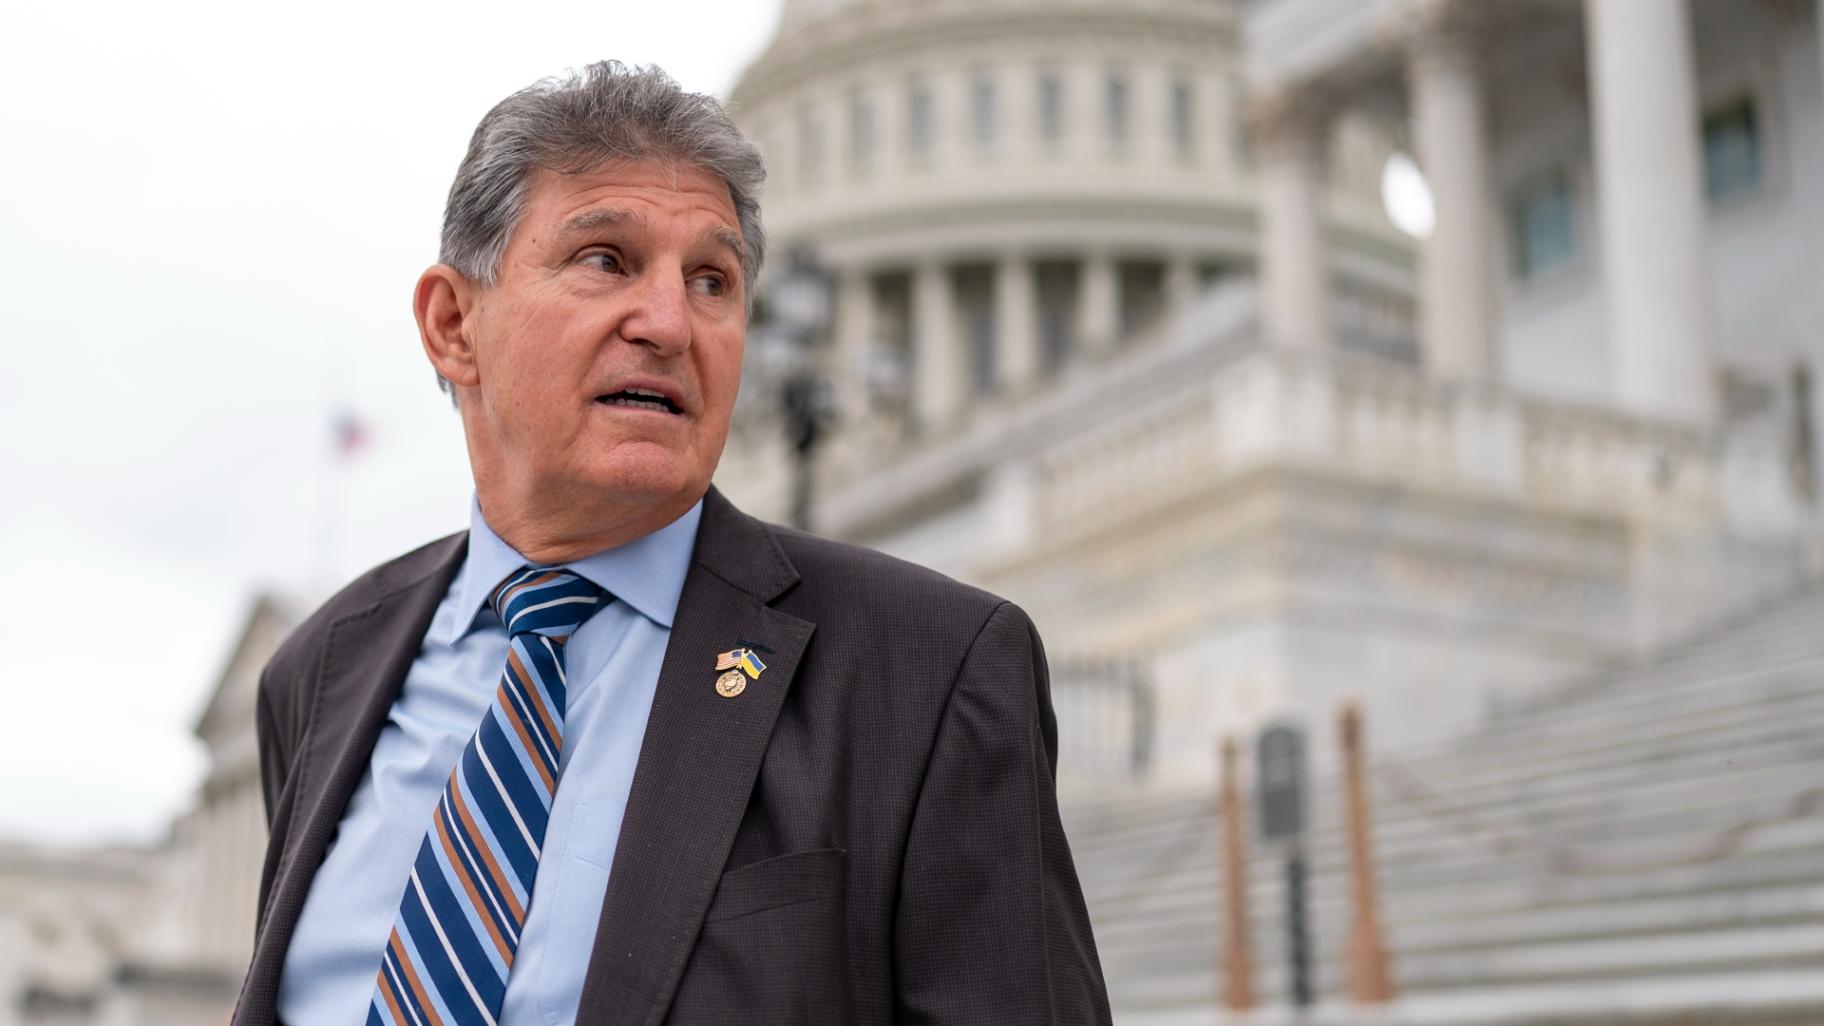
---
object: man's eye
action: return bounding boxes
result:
[690,274,726,297]
[583,251,623,273]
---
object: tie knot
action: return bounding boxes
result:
[489,567,605,641]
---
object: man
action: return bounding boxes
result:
[233,62,1110,1026]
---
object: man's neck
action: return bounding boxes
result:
[476,484,699,565]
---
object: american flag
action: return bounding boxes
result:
[332,409,369,460]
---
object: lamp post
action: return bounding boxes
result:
[753,247,837,531]
[1258,721,1312,1009]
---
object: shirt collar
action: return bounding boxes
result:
[449,494,704,643]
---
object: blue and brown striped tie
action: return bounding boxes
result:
[367,567,606,1026]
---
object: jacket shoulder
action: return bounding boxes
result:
[765,523,1013,644]
[262,531,466,703]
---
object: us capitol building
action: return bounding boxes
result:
[716,0,1822,779]
[5,1,1822,1023]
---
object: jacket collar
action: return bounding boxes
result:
[689,484,801,603]
[450,495,705,639]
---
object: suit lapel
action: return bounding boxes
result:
[574,488,813,1026]
[235,535,465,1026]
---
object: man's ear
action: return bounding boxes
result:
[416,264,482,390]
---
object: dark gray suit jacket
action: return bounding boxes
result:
[231,486,1111,1025]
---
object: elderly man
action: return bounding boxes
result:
[231,62,1109,1026]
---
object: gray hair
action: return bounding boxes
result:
[435,61,767,397]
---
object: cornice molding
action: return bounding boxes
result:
[733,1,1237,107]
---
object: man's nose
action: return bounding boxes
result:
[618,267,692,355]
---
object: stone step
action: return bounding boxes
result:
[1488,588,1824,711]
[1065,678,1824,859]
[1076,583,1824,1021]
[1076,775,1824,918]
[1069,731,1823,885]
[1434,635,1824,751]
[1102,912,1824,1009]
[1394,881,1824,955]
[1088,820,1824,937]
[1398,922,1824,991]
[1087,830,1824,971]
[1109,967,1824,1024]
[1092,865,1824,956]
[1386,670,1824,789]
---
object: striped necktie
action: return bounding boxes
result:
[367,567,606,1026]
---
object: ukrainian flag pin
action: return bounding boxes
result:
[715,647,765,698]
[716,647,767,680]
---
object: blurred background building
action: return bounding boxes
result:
[5,0,1821,1023]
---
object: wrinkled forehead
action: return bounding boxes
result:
[521,158,740,242]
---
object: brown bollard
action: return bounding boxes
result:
[1219,737,1256,1012]
[1340,703,1395,1002]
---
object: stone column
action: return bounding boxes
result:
[1166,253,1201,312]
[996,253,1041,393]
[834,267,876,420]
[1255,95,1332,349]
[1077,251,1121,355]
[1409,12,1497,379]
[1585,0,1714,422]
[913,259,965,432]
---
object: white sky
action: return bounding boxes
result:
[0,0,784,846]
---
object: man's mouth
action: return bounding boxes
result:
[596,388,682,414]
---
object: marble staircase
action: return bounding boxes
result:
[1063,582,1824,1025]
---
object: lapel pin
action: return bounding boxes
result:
[715,647,768,680]
[713,646,769,699]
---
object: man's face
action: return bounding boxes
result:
[459,158,746,517]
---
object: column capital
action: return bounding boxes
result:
[1389,0,1495,66]
[1243,86,1335,162]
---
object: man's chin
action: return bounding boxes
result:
[574,451,707,508]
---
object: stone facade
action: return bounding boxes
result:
[0,597,291,1026]
[715,0,1824,788]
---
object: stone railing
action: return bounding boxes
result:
[817,281,1263,539]
[817,283,1807,553]
[1032,344,1806,546]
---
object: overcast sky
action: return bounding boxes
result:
[0,0,784,847]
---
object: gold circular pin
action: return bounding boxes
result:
[715,670,747,698]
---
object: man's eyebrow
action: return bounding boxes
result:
[701,225,744,266]
[557,207,640,240]
[557,207,742,266]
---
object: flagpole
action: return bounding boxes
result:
[316,406,369,596]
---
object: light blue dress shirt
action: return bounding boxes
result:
[276,496,702,1026]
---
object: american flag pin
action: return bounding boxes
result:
[715,647,767,680]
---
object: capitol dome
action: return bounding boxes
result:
[725,0,1412,467]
